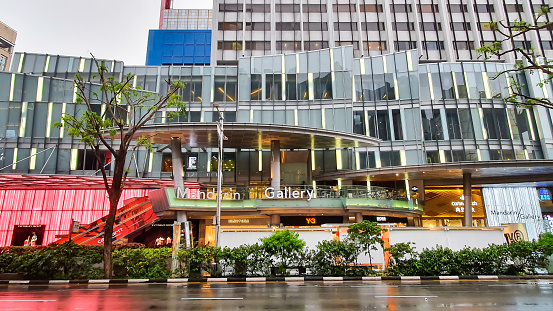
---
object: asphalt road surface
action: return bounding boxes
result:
[1,280,552,310]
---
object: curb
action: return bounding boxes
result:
[2,275,553,285]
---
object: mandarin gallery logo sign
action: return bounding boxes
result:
[175,186,315,201]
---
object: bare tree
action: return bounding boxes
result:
[55,56,185,278]
[478,6,553,109]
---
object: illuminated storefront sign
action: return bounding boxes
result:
[264,187,314,201]
[228,219,250,224]
[176,187,242,200]
[423,188,485,218]
[539,189,551,201]
[280,216,343,226]
[176,186,314,201]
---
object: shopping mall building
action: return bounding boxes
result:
[1,0,553,247]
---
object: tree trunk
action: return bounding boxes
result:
[103,195,119,278]
[102,152,125,279]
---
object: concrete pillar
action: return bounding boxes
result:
[177,211,188,223]
[270,214,280,227]
[355,213,363,223]
[407,217,415,227]
[463,172,473,227]
[270,140,281,190]
[171,137,185,193]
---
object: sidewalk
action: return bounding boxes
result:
[2,275,553,285]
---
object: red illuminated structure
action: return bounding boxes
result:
[0,175,177,247]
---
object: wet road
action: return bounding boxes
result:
[1,280,552,310]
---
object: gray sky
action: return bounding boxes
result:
[0,0,212,66]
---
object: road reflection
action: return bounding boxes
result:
[0,280,552,310]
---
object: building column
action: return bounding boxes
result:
[270,214,280,227]
[463,172,473,227]
[355,213,363,223]
[171,137,185,193]
[271,140,281,191]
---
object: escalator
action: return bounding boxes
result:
[56,196,159,245]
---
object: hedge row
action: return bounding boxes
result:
[1,231,552,279]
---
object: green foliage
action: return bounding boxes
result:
[347,221,387,266]
[0,243,103,279]
[177,245,223,277]
[476,10,553,109]
[538,232,553,257]
[309,239,370,276]
[385,241,551,276]
[113,247,172,279]
[260,230,306,275]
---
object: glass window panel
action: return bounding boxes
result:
[334,108,347,131]
[251,74,262,100]
[446,109,462,139]
[353,111,365,134]
[381,151,401,167]
[465,150,479,161]
[286,74,297,100]
[440,73,455,99]
[314,72,332,99]
[214,76,226,102]
[392,109,403,140]
[298,109,309,126]
[487,72,503,98]
[419,73,431,101]
[458,108,474,139]
[397,72,411,99]
[514,108,531,140]
[274,110,285,124]
[367,111,377,137]
[297,73,309,100]
[310,109,322,128]
[384,74,395,100]
[422,109,444,140]
[430,73,442,100]
[265,74,282,100]
[376,110,391,140]
[454,72,468,98]
[507,109,520,140]
[426,151,440,163]
[482,109,497,139]
[262,110,273,123]
[452,150,465,161]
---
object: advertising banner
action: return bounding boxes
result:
[502,223,529,244]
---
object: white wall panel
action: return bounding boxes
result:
[483,187,544,241]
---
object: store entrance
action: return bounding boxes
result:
[12,225,45,246]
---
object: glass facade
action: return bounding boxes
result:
[0,47,548,191]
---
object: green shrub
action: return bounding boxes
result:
[347,221,387,267]
[384,242,420,276]
[113,247,172,279]
[177,245,222,277]
[309,239,362,276]
[0,243,103,279]
[260,230,306,276]
[505,240,548,275]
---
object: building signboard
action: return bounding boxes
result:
[423,189,485,218]
[502,223,529,244]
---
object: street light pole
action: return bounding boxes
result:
[214,104,225,248]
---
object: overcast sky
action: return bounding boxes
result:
[0,0,212,65]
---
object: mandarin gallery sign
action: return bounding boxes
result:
[175,186,314,201]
